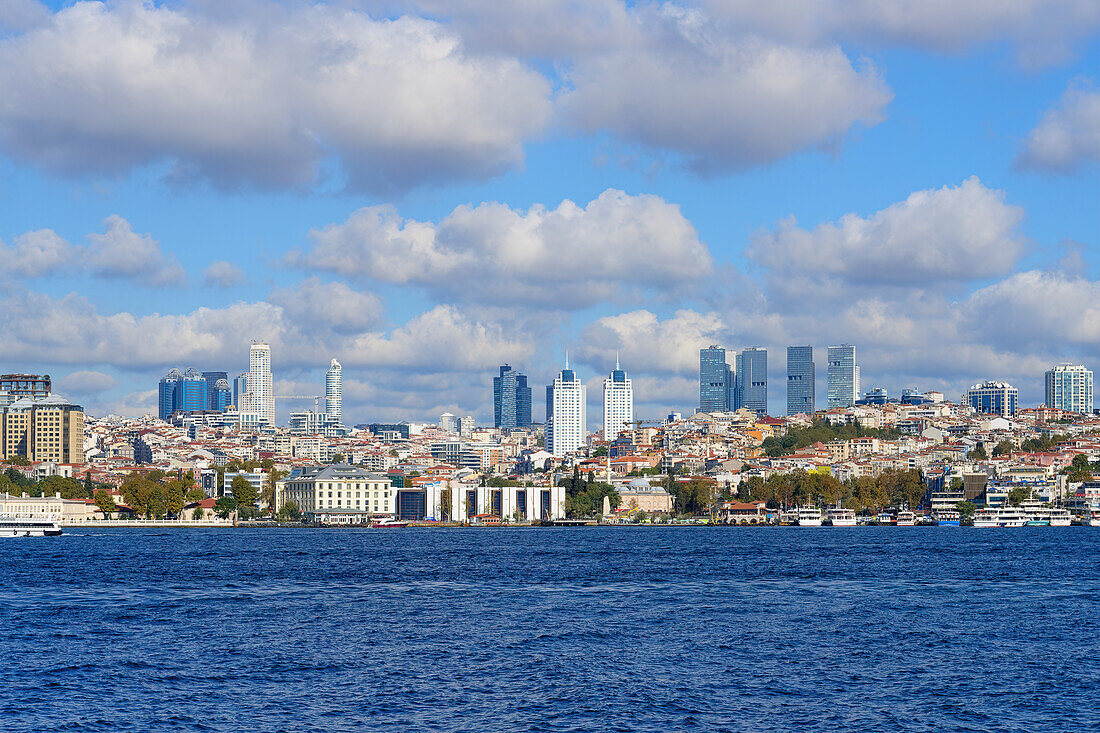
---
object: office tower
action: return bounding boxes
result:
[860,387,888,405]
[699,345,731,412]
[202,371,228,410]
[176,368,208,412]
[233,373,249,410]
[159,369,182,420]
[546,361,586,456]
[326,358,342,424]
[603,356,634,441]
[0,374,51,400]
[0,394,85,464]
[827,344,860,408]
[210,379,232,412]
[786,346,815,416]
[439,412,460,433]
[248,342,275,425]
[1045,364,1093,413]
[964,380,1019,417]
[493,364,532,429]
[735,347,768,416]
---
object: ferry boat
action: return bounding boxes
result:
[370,518,408,528]
[1023,508,1072,527]
[826,508,857,527]
[973,507,1028,528]
[895,510,916,526]
[0,516,63,537]
[796,506,823,527]
[934,510,961,527]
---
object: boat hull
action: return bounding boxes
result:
[797,519,823,527]
[937,520,960,526]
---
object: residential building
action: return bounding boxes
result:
[827,344,860,408]
[278,464,393,523]
[735,347,767,416]
[493,364,532,429]
[964,380,1019,417]
[603,357,634,441]
[325,358,342,424]
[699,346,731,412]
[0,394,85,464]
[0,374,51,400]
[247,342,275,425]
[786,345,815,416]
[459,416,475,437]
[546,362,586,456]
[1045,364,1093,414]
[439,412,460,434]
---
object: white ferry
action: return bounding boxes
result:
[796,506,823,527]
[1023,508,1073,527]
[826,508,857,527]
[895,510,916,526]
[934,510,961,527]
[973,507,1028,528]
[0,516,63,537]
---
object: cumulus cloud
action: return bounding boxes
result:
[746,177,1025,290]
[0,229,77,277]
[202,261,246,288]
[0,0,48,32]
[1016,82,1100,173]
[295,189,712,307]
[58,369,117,394]
[575,309,727,375]
[84,215,185,286]
[0,1,551,193]
[268,277,384,335]
[561,5,891,172]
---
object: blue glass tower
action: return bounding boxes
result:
[158,369,182,420]
[175,369,208,412]
[786,346,815,416]
[699,346,731,412]
[827,344,860,408]
[202,371,229,410]
[493,364,532,429]
[735,348,768,416]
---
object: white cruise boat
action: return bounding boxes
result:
[973,507,1027,528]
[826,508,857,527]
[796,506,823,527]
[895,510,916,526]
[0,516,63,537]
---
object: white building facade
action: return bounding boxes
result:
[278,464,393,523]
[1045,364,1093,413]
[247,342,274,425]
[325,358,342,424]
[603,359,634,441]
[546,364,586,457]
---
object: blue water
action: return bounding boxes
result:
[2,527,1098,732]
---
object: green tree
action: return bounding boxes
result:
[991,439,1014,457]
[185,488,206,504]
[39,475,87,500]
[955,500,976,522]
[121,475,156,518]
[1007,485,1030,506]
[165,479,187,517]
[969,442,988,460]
[331,453,345,464]
[277,500,302,522]
[94,489,116,515]
[4,454,31,466]
[230,475,258,507]
[192,507,205,520]
[83,471,95,498]
[215,495,238,519]
[593,445,608,457]
[263,469,287,513]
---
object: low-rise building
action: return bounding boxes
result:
[278,464,393,523]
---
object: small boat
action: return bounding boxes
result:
[370,518,408,528]
[795,506,823,527]
[973,507,1027,528]
[826,508,857,527]
[895,510,916,526]
[0,516,63,537]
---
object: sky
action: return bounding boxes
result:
[0,0,1097,426]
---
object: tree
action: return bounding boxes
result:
[440,483,453,520]
[991,439,1014,457]
[969,442,988,460]
[4,454,31,466]
[94,489,116,515]
[192,507,205,520]
[331,453,345,464]
[593,445,608,457]
[185,488,206,504]
[83,472,95,498]
[263,469,286,513]
[277,500,302,522]
[1007,485,1030,506]
[39,475,87,500]
[1067,454,1094,482]
[956,501,976,522]
[230,475,258,507]
[165,479,187,517]
[215,495,238,519]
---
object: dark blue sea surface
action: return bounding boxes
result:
[1,527,1098,732]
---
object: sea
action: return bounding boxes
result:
[1,526,1097,732]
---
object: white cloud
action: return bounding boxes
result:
[58,369,117,394]
[0,229,77,277]
[268,277,384,335]
[84,215,185,286]
[561,5,891,172]
[575,309,727,374]
[0,1,551,193]
[296,189,712,307]
[746,177,1025,289]
[1016,82,1100,174]
[0,0,48,32]
[202,260,246,288]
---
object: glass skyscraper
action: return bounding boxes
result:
[786,346,815,416]
[493,364,532,429]
[1045,364,1093,413]
[699,346,731,412]
[735,348,768,416]
[964,380,1018,417]
[827,344,860,408]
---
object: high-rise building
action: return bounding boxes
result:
[964,380,1019,417]
[1,394,85,464]
[158,369,182,420]
[603,356,634,441]
[546,362,586,457]
[248,342,275,425]
[735,347,768,416]
[827,344,860,408]
[210,379,232,412]
[0,374,51,400]
[326,358,342,424]
[176,368,208,412]
[699,346,731,412]
[1045,364,1093,413]
[233,373,249,410]
[493,364,532,429]
[439,412,460,434]
[202,371,229,410]
[786,346,815,416]
[459,416,475,437]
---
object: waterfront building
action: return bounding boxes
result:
[325,358,342,424]
[0,374,51,400]
[827,344,860,408]
[786,346,815,416]
[1045,364,1093,414]
[735,347,767,416]
[439,482,566,522]
[0,394,85,464]
[493,364,532,429]
[546,361,586,457]
[439,412,460,434]
[278,464,393,523]
[247,342,275,425]
[699,346,731,412]
[964,380,1019,417]
[603,357,634,441]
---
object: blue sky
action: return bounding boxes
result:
[1,1,1097,424]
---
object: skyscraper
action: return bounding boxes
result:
[158,369,182,420]
[699,346,731,412]
[248,342,274,425]
[233,373,248,410]
[176,368,207,412]
[964,380,1018,417]
[735,347,768,416]
[211,379,232,412]
[603,356,634,441]
[202,371,228,410]
[493,364,532,429]
[326,358,342,424]
[546,360,586,457]
[827,344,860,408]
[1045,364,1093,413]
[786,346,815,416]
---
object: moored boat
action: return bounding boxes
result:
[796,506,823,527]
[973,507,1027,528]
[0,516,63,537]
[370,518,408,528]
[934,510,961,527]
[895,510,916,526]
[826,508,857,527]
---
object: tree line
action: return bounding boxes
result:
[761,420,903,457]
